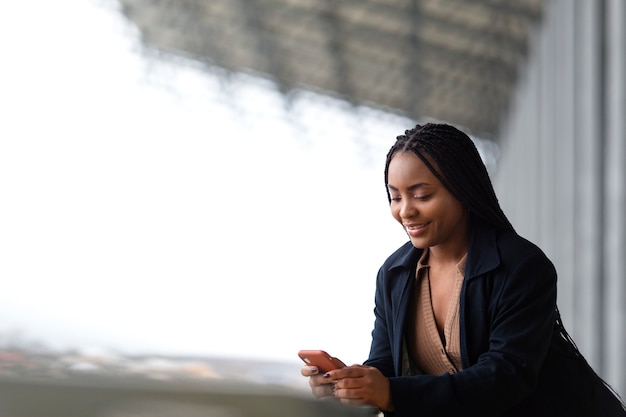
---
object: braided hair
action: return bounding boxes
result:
[384,123,514,232]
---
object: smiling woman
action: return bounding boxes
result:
[301,123,626,416]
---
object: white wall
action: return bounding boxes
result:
[494,0,625,395]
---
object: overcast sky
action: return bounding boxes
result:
[0,0,411,366]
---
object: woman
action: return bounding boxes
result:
[301,123,626,416]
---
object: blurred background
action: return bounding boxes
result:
[0,0,624,401]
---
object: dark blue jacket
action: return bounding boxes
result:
[364,218,625,417]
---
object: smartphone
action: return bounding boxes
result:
[298,349,345,372]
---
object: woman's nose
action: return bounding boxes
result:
[399,198,416,218]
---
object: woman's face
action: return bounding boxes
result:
[387,151,470,252]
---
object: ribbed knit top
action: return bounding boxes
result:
[406,249,466,375]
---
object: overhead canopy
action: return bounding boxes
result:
[119,0,542,139]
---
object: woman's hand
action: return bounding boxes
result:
[301,364,393,411]
[326,364,394,411]
[301,365,336,400]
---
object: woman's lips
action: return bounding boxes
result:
[405,223,428,237]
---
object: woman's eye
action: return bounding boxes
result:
[414,194,431,200]
[390,197,401,202]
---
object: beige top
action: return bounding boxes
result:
[406,249,466,375]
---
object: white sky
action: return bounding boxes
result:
[0,0,410,365]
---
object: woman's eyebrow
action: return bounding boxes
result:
[387,183,429,192]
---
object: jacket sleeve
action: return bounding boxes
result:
[386,251,558,417]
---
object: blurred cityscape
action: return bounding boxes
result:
[0,334,305,389]
[0,335,378,417]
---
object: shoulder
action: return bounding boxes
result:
[487,229,558,300]
[496,229,554,269]
[466,219,556,281]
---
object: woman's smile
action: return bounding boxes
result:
[404,222,429,237]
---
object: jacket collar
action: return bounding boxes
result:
[465,217,501,280]
[385,216,501,279]
[386,242,423,272]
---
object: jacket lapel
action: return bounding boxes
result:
[386,243,422,375]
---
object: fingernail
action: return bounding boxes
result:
[323,373,331,379]
[310,366,318,374]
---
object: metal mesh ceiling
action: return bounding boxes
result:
[118,0,542,139]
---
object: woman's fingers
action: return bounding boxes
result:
[302,365,337,399]
[311,380,335,398]
[331,365,393,411]
[300,365,319,377]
